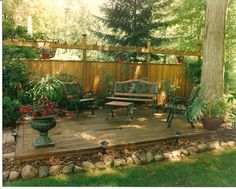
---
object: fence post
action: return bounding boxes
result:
[82,34,87,62]
[146,39,151,80]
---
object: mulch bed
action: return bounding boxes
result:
[3,128,236,172]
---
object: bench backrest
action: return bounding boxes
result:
[114,79,158,98]
[63,82,83,98]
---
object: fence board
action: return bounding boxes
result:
[26,60,193,100]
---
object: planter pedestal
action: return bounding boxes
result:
[31,116,56,148]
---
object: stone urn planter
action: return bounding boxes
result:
[31,116,56,148]
[202,118,223,130]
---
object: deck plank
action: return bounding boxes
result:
[15,109,216,160]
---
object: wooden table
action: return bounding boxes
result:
[105,101,134,121]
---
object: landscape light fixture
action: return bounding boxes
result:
[99,140,109,154]
[175,131,181,144]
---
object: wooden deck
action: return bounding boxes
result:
[15,108,218,161]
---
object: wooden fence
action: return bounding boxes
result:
[26,60,194,103]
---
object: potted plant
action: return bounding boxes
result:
[20,99,57,148]
[186,96,232,130]
[27,75,64,148]
[176,56,184,64]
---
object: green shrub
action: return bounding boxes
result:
[30,75,64,103]
[185,59,202,84]
[3,97,20,127]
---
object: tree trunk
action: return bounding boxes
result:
[201,0,228,102]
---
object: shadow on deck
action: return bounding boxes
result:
[15,108,219,161]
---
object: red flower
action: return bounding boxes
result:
[27,106,32,113]
[32,112,38,119]
[41,111,47,117]
[119,56,125,62]
[20,106,26,113]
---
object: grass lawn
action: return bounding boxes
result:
[4,149,236,187]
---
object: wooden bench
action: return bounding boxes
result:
[107,79,158,113]
[63,82,95,117]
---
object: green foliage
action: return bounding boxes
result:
[161,79,180,103]
[185,59,202,84]
[30,75,65,103]
[3,97,20,127]
[3,59,31,100]
[95,0,173,61]
[186,93,234,123]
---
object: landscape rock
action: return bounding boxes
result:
[163,152,172,159]
[49,165,62,175]
[62,164,74,174]
[103,156,113,167]
[208,140,221,150]
[179,148,189,156]
[95,162,107,170]
[74,165,84,172]
[146,151,154,163]
[196,144,209,152]
[132,154,141,165]
[39,166,48,178]
[8,171,20,181]
[82,161,95,172]
[186,147,198,155]
[154,154,165,162]
[221,141,236,148]
[3,170,10,181]
[114,158,126,167]
[21,165,38,180]
[227,141,236,147]
[126,157,134,166]
[138,153,147,163]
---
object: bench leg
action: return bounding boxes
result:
[105,106,113,120]
[126,105,134,122]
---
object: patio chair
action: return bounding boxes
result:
[63,82,95,117]
[166,86,200,128]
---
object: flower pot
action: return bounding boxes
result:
[202,118,223,130]
[31,116,56,148]
[176,56,184,64]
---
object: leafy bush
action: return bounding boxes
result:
[185,59,202,84]
[3,97,20,127]
[3,59,31,99]
[30,75,65,103]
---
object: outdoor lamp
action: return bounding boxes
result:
[175,131,180,144]
[99,140,109,154]
[11,129,18,143]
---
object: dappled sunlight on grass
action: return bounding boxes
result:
[54,174,70,182]
[86,168,127,178]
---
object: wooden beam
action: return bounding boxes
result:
[3,39,202,57]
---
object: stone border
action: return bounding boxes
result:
[3,140,236,182]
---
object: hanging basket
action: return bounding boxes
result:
[41,48,57,59]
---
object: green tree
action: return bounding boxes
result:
[94,0,173,61]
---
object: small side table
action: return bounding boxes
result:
[105,101,134,121]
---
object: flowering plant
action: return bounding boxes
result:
[20,98,56,119]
